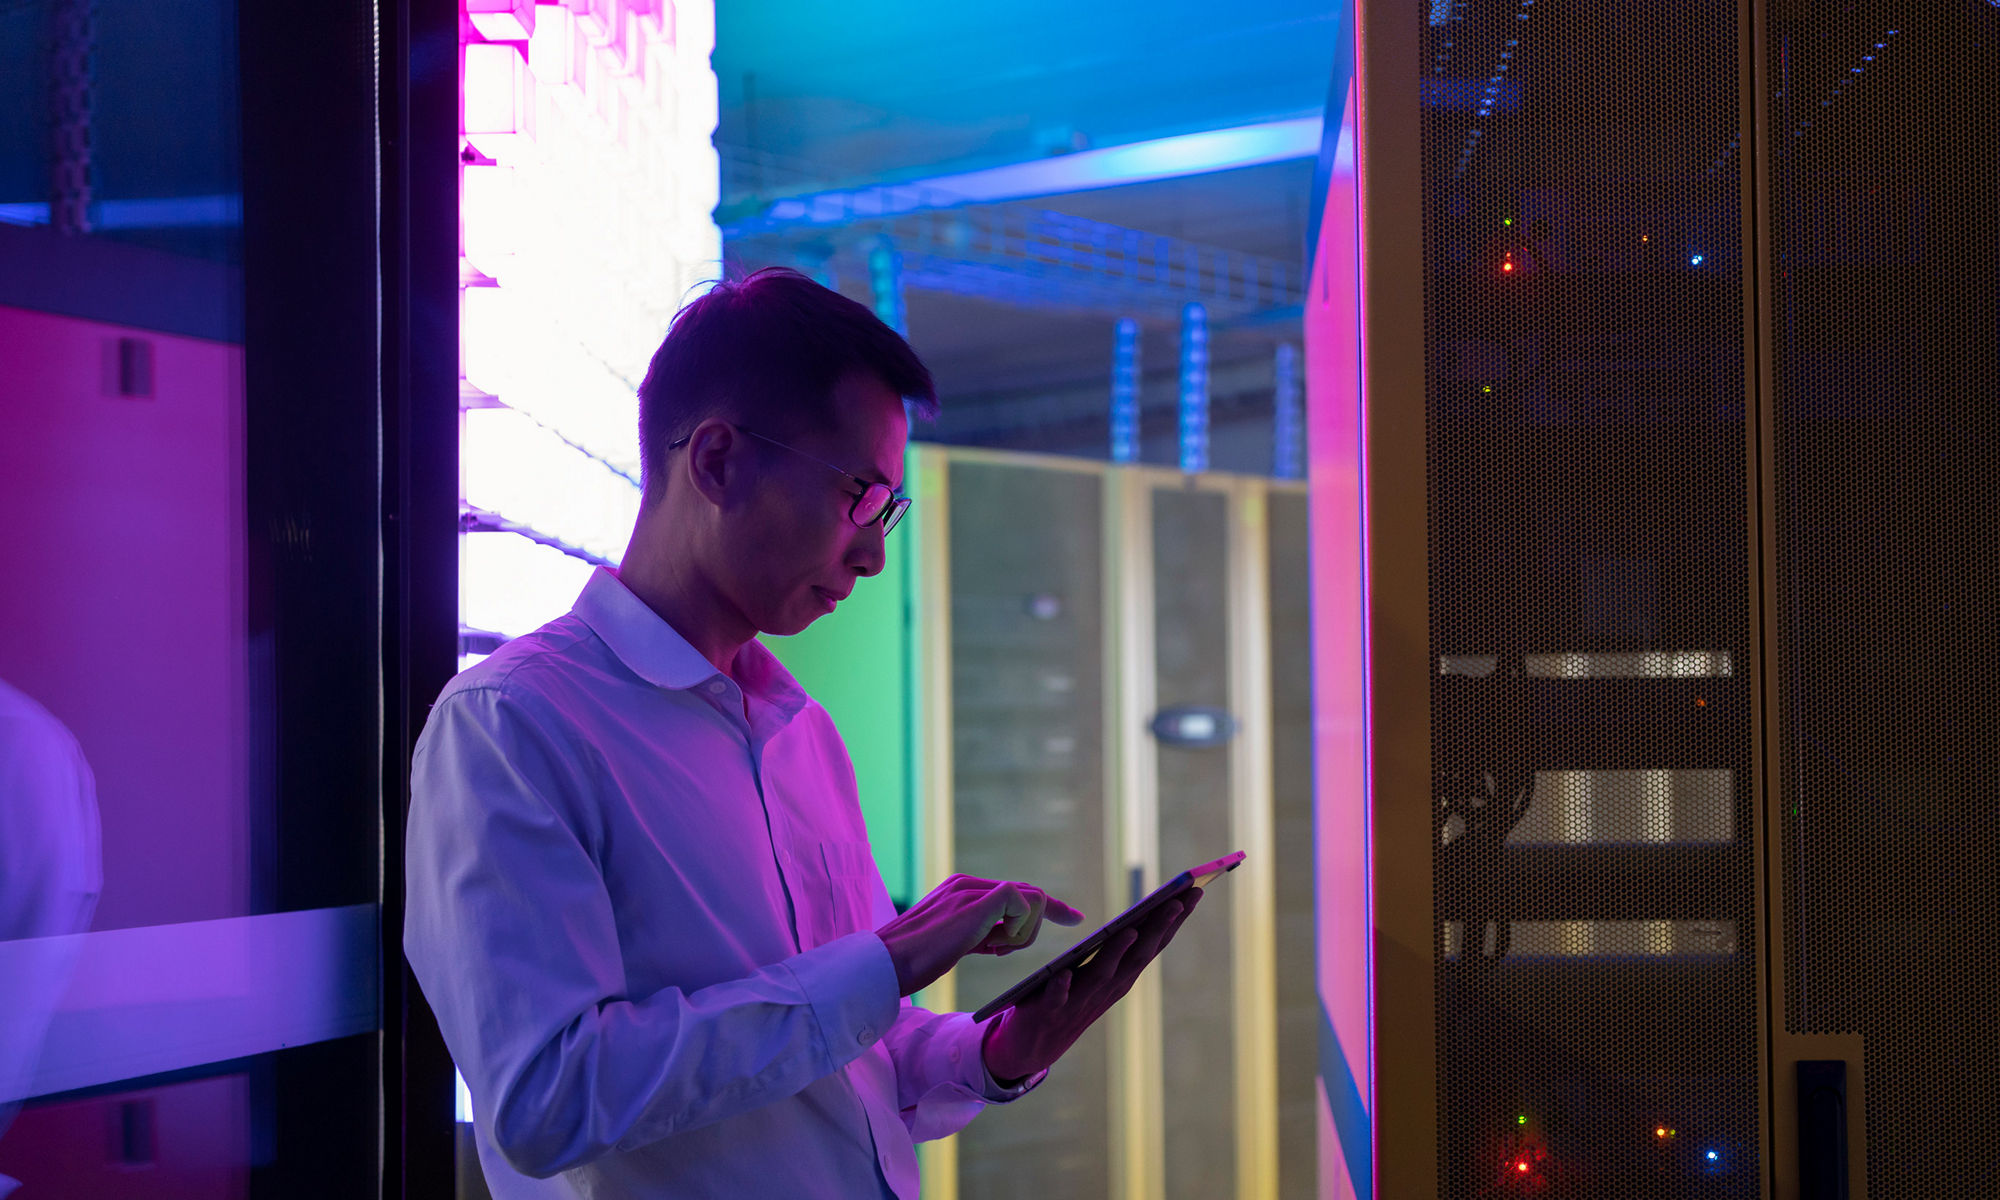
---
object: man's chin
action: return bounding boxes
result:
[765,607,824,639]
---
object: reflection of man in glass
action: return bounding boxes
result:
[406,270,1197,1198]
[0,677,103,1195]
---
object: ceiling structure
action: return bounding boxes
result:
[713,0,1341,468]
[713,0,1338,185]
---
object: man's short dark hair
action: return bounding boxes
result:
[636,267,939,500]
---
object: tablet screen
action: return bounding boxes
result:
[970,851,1243,1023]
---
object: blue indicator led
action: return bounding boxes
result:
[1690,254,1704,266]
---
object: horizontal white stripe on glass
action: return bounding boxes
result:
[6,904,379,1100]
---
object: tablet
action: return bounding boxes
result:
[970,851,1245,1024]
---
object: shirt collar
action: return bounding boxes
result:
[572,567,811,720]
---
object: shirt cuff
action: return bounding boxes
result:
[966,1017,1047,1102]
[781,931,903,1076]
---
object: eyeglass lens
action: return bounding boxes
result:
[852,483,899,529]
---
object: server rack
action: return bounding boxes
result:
[1335,0,1998,1195]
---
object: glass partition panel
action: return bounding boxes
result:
[0,0,393,1192]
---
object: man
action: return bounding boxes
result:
[405,269,1199,1198]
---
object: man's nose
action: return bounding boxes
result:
[849,523,887,577]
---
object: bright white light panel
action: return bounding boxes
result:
[462,407,640,562]
[462,530,596,643]
[459,0,721,646]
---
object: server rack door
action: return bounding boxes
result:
[1404,0,1763,1194]
[1761,2,2000,1195]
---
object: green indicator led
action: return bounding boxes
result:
[1503,217,1513,226]
[1517,1115,1528,1126]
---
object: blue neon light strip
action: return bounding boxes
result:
[1320,996,1375,1199]
[1178,302,1209,473]
[740,117,1322,234]
[0,193,242,229]
[868,238,908,335]
[1273,342,1303,479]
[1305,0,1356,275]
[1110,318,1141,463]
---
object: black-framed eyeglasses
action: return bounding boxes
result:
[668,427,912,535]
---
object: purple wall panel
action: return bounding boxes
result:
[0,304,249,931]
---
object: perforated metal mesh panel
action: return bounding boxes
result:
[1767,2,2000,1193]
[1418,2,1760,1193]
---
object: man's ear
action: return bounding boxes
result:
[683,419,741,508]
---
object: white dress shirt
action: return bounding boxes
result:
[405,567,1042,1199]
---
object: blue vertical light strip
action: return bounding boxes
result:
[1178,301,1209,473]
[798,244,838,292]
[870,237,915,425]
[1273,341,1303,479]
[868,237,907,335]
[1320,999,1375,1199]
[1304,0,1355,277]
[1110,318,1141,463]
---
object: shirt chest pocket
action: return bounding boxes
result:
[817,840,882,938]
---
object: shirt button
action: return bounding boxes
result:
[707,681,726,695]
[949,1047,962,1064]
[858,1027,876,1047]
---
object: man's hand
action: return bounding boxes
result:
[877,874,1086,998]
[979,887,1202,1085]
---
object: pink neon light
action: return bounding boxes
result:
[576,0,617,47]
[467,0,535,41]
[462,42,535,159]
[1307,77,1370,1200]
[610,8,645,76]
